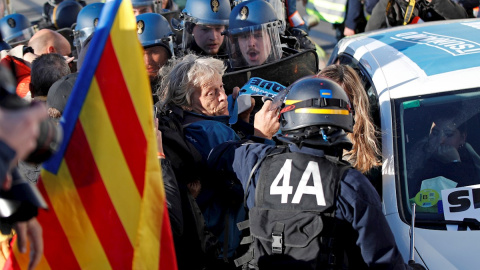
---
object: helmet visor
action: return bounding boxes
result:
[132,0,155,7]
[144,36,175,58]
[5,26,36,45]
[132,1,162,14]
[73,26,95,54]
[227,22,282,69]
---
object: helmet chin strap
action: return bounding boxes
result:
[320,128,329,142]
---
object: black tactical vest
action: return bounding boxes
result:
[235,148,351,270]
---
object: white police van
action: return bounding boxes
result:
[329,19,480,269]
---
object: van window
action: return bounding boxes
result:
[395,89,480,229]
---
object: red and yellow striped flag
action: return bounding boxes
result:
[5,0,177,269]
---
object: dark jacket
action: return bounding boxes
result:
[0,140,15,187]
[182,110,246,260]
[230,142,416,269]
[183,108,276,261]
[161,158,183,237]
[345,0,367,33]
[156,104,216,270]
[365,0,469,32]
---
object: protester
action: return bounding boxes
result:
[1,28,72,100]
[28,29,72,57]
[13,53,68,186]
[317,64,382,192]
[156,53,278,269]
[157,54,278,157]
[30,53,71,101]
[154,119,184,244]
[46,72,77,120]
[408,110,480,198]
[0,65,47,270]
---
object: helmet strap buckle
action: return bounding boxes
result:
[320,128,329,142]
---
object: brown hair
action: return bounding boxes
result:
[318,64,381,173]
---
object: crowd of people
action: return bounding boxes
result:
[1,0,479,269]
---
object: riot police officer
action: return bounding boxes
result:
[136,13,175,100]
[73,2,104,58]
[208,77,427,270]
[41,0,86,27]
[132,0,161,15]
[180,0,230,57]
[225,0,283,69]
[51,0,84,30]
[0,13,36,46]
[38,0,85,30]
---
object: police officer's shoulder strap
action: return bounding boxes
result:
[243,146,287,208]
[321,155,352,219]
[322,158,352,268]
[325,155,352,190]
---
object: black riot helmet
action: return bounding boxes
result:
[52,0,84,29]
[277,77,354,149]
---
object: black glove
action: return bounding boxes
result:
[408,260,427,270]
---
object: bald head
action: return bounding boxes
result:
[28,29,71,57]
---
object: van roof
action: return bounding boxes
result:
[333,19,480,99]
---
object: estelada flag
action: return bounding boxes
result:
[4,0,177,269]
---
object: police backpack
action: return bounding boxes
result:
[235,148,352,270]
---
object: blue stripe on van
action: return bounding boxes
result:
[369,21,480,76]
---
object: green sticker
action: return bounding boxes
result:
[403,100,421,109]
[414,189,439,208]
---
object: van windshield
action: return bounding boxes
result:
[396,89,480,230]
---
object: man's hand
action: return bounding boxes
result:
[0,103,47,163]
[232,86,255,123]
[239,97,255,123]
[154,118,164,157]
[187,180,201,199]
[253,100,280,140]
[23,53,39,65]
[14,217,43,270]
[232,86,240,100]
[434,144,461,163]
[344,27,355,36]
